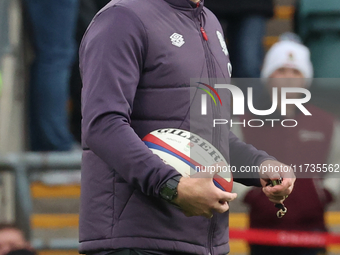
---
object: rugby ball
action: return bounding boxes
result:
[142,128,233,192]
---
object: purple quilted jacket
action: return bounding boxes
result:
[79,0,273,254]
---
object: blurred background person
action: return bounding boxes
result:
[0,223,36,255]
[232,34,340,255]
[24,0,79,151]
[205,0,274,105]
[205,0,273,78]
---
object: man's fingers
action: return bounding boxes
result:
[176,174,238,218]
[259,160,296,206]
[267,195,286,204]
[181,191,236,217]
[183,209,214,219]
[282,178,294,192]
[268,198,285,204]
[210,191,236,213]
[203,212,214,219]
[217,191,237,202]
[213,200,230,214]
[263,179,293,196]
[263,182,292,204]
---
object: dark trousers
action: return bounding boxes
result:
[86,249,142,255]
[25,0,78,151]
[86,249,199,255]
[250,245,327,255]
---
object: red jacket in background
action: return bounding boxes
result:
[242,104,335,232]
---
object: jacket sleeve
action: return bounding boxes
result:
[229,131,275,187]
[80,6,180,197]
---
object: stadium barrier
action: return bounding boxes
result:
[0,152,82,240]
[230,228,340,247]
[1,152,340,253]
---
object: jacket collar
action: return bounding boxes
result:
[163,0,204,16]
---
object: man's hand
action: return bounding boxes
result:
[172,171,237,218]
[260,160,296,204]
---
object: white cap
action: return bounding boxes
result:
[261,40,314,86]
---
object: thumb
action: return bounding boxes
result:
[213,199,230,214]
[212,191,237,214]
[217,190,238,204]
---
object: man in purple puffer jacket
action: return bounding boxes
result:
[79,0,295,254]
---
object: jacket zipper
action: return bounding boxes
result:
[208,217,217,255]
[195,12,220,255]
[200,26,208,41]
[196,14,221,151]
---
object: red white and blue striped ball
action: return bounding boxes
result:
[142,128,233,192]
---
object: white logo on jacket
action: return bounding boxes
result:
[170,33,185,47]
[216,31,228,56]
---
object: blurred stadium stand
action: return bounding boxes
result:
[0,0,26,226]
[297,0,340,79]
[265,0,296,49]
[0,0,340,255]
[295,0,340,119]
